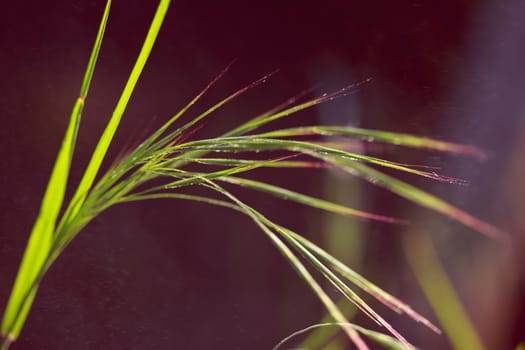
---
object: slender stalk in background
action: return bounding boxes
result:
[403,231,485,350]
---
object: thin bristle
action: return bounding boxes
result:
[255,87,318,121]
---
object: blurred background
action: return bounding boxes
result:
[1,0,524,349]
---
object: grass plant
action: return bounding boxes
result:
[0,1,503,349]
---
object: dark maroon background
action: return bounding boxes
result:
[1,0,524,349]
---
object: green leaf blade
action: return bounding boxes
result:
[1,98,84,340]
[219,176,404,224]
[258,126,488,159]
[1,0,112,340]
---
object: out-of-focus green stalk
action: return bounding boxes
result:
[402,232,485,350]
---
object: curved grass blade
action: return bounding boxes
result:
[267,223,415,350]
[120,191,240,208]
[218,176,405,224]
[257,126,488,159]
[288,231,441,334]
[273,323,409,350]
[317,157,503,239]
[0,0,112,342]
[295,299,358,349]
[181,157,326,168]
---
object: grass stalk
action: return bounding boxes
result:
[402,232,485,350]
